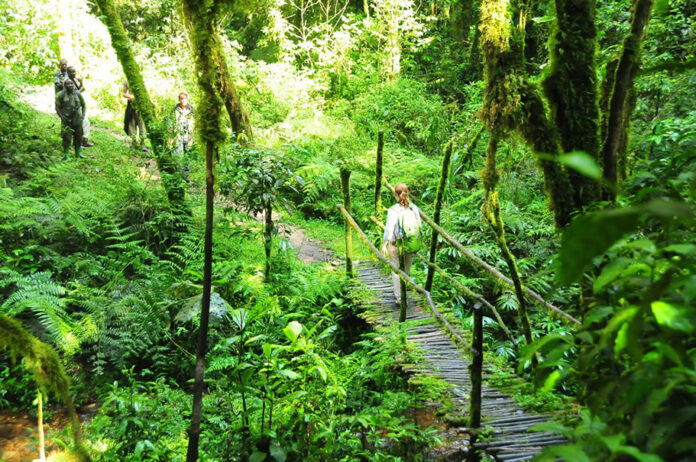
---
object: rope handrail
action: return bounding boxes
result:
[382,178,581,326]
[369,215,518,346]
[337,204,477,355]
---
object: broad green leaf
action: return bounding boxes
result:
[529,420,573,438]
[559,208,642,284]
[614,322,630,356]
[542,444,592,462]
[662,243,696,255]
[279,369,299,380]
[616,446,663,462]
[269,443,287,462]
[624,238,656,253]
[558,152,603,179]
[541,369,563,392]
[250,451,267,462]
[651,301,694,333]
[594,257,631,292]
[558,200,693,285]
[283,321,303,342]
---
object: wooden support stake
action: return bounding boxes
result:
[340,168,353,277]
[426,141,453,291]
[375,129,384,219]
[398,239,408,322]
[338,205,476,354]
[469,304,483,462]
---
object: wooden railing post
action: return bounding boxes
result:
[340,168,353,277]
[425,141,453,292]
[375,129,385,219]
[469,304,483,461]
[398,239,408,322]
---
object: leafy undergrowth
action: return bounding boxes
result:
[0,77,450,461]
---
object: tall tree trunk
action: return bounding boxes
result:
[478,0,575,227]
[451,0,475,44]
[543,0,601,206]
[187,141,215,462]
[264,201,273,280]
[467,1,483,81]
[374,130,384,219]
[210,34,253,141]
[180,0,226,459]
[601,0,654,199]
[94,0,190,219]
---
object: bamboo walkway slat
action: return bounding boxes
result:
[355,261,565,461]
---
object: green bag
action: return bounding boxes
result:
[399,207,423,254]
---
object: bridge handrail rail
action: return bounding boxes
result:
[383,178,581,326]
[337,204,477,355]
[369,215,518,346]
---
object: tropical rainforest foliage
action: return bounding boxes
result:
[0,0,694,460]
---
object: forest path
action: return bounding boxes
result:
[355,262,567,461]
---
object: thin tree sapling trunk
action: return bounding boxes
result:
[425,141,452,291]
[264,201,273,280]
[341,168,353,277]
[374,130,384,219]
[186,142,215,462]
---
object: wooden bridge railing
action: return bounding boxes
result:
[337,204,476,355]
[369,215,518,347]
[382,178,581,326]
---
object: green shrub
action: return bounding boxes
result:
[351,78,449,154]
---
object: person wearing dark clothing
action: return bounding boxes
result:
[55,79,85,159]
[67,66,94,147]
[122,81,146,138]
[54,59,68,94]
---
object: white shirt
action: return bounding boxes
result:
[383,203,422,244]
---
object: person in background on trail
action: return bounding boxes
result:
[173,91,194,179]
[122,81,146,140]
[54,59,68,94]
[381,183,423,306]
[66,66,94,147]
[55,79,86,160]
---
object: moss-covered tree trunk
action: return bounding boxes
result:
[543,0,601,206]
[0,316,91,462]
[374,130,384,219]
[601,0,654,199]
[478,0,576,227]
[451,0,475,45]
[94,0,190,219]
[180,0,226,459]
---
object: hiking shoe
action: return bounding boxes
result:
[82,139,95,147]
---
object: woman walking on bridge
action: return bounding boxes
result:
[382,183,423,306]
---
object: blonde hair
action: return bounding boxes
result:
[394,183,409,208]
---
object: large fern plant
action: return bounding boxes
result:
[0,269,78,354]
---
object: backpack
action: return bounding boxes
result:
[399,207,423,254]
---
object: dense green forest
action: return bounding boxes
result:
[0,0,694,460]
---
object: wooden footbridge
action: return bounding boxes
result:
[334,165,579,460]
[355,261,567,461]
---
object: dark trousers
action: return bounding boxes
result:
[61,123,83,153]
